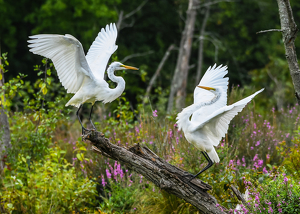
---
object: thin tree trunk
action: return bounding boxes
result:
[143,44,175,104]
[85,130,227,214]
[276,0,300,104]
[167,0,198,112]
[195,5,210,85]
[0,47,11,171]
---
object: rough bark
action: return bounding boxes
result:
[0,48,12,171]
[276,0,300,104]
[167,0,198,112]
[144,44,175,103]
[84,130,227,214]
[195,5,210,85]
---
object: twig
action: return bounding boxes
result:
[198,0,237,8]
[120,50,154,63]
[256,29,282,34]
[124,0,148,20]
[117,0,148,30]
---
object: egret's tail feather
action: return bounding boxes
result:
[207,148,220,163]
[65,101,80,108]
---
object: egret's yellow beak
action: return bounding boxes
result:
[197,86,216,91]
[121,64,139,70]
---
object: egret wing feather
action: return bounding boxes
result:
[86,23,118,80]
[28,34,94,93]
[192,64,229,122]
[191,88,264,146]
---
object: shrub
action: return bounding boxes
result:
[0,147,98,213]
[238,168,300,214]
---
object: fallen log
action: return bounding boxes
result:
[84,130,227,214]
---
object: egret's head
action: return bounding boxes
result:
[197,86,216,92]
[110,62,139,71]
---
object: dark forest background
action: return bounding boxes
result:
[1,0,300,110]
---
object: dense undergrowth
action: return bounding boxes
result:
[1,56,300,213]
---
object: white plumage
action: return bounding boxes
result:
[176,64,263,179]
[28,23,138,131]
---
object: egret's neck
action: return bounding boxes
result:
[107,65,125,91]
[176,89,221,131]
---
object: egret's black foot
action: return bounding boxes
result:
[186,151,214,182]
[81,127,89,136]
[90,120,97,131]
[88,104,97,131]
[188,174,200,182]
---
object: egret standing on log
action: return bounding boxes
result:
[176,64,263,181]
[28,23,138,133]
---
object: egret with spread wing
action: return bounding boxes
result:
[28,23,138,133]
[176,64,263,181]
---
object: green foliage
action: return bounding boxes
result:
[6,59,71,162]
[248,57,294,110]
[99,182,138,213]
[245,168,300,214]
[0,53,26,108]
[100,95,139,136]
[133,187,198,214]
[277,127,300,179]
[0,147,98,213]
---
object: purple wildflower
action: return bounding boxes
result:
[106,169,111,179]
[152,110,158,117]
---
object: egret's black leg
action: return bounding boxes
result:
[76,104,88,135]
[88,104,96,130]
[189,151,214,181]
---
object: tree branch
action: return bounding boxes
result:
[120,50,154,63]
[276,0,300,104]
[230,185,252,211]
[84,130,227,214]
[143,44,175,103]
[116,0,148,31]
[124,0,148,20]
[256,29,282,34]
[198,0,237,8]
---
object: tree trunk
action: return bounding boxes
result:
[0,48,11,171]
[167,0,197,112]
[195,4,210,85]
[85,130,227,213]
[276,0,300,104]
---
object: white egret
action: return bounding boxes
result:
[176,64,263,180]
[28,23,138,133]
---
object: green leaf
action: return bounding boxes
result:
[76,153,83,161]
[46,78,51,85]
[21,157,26,163]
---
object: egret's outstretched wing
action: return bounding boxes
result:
[192,64,229,122]
[28,34,94,93]
[191,88,264,146]
[86,23,118,80]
